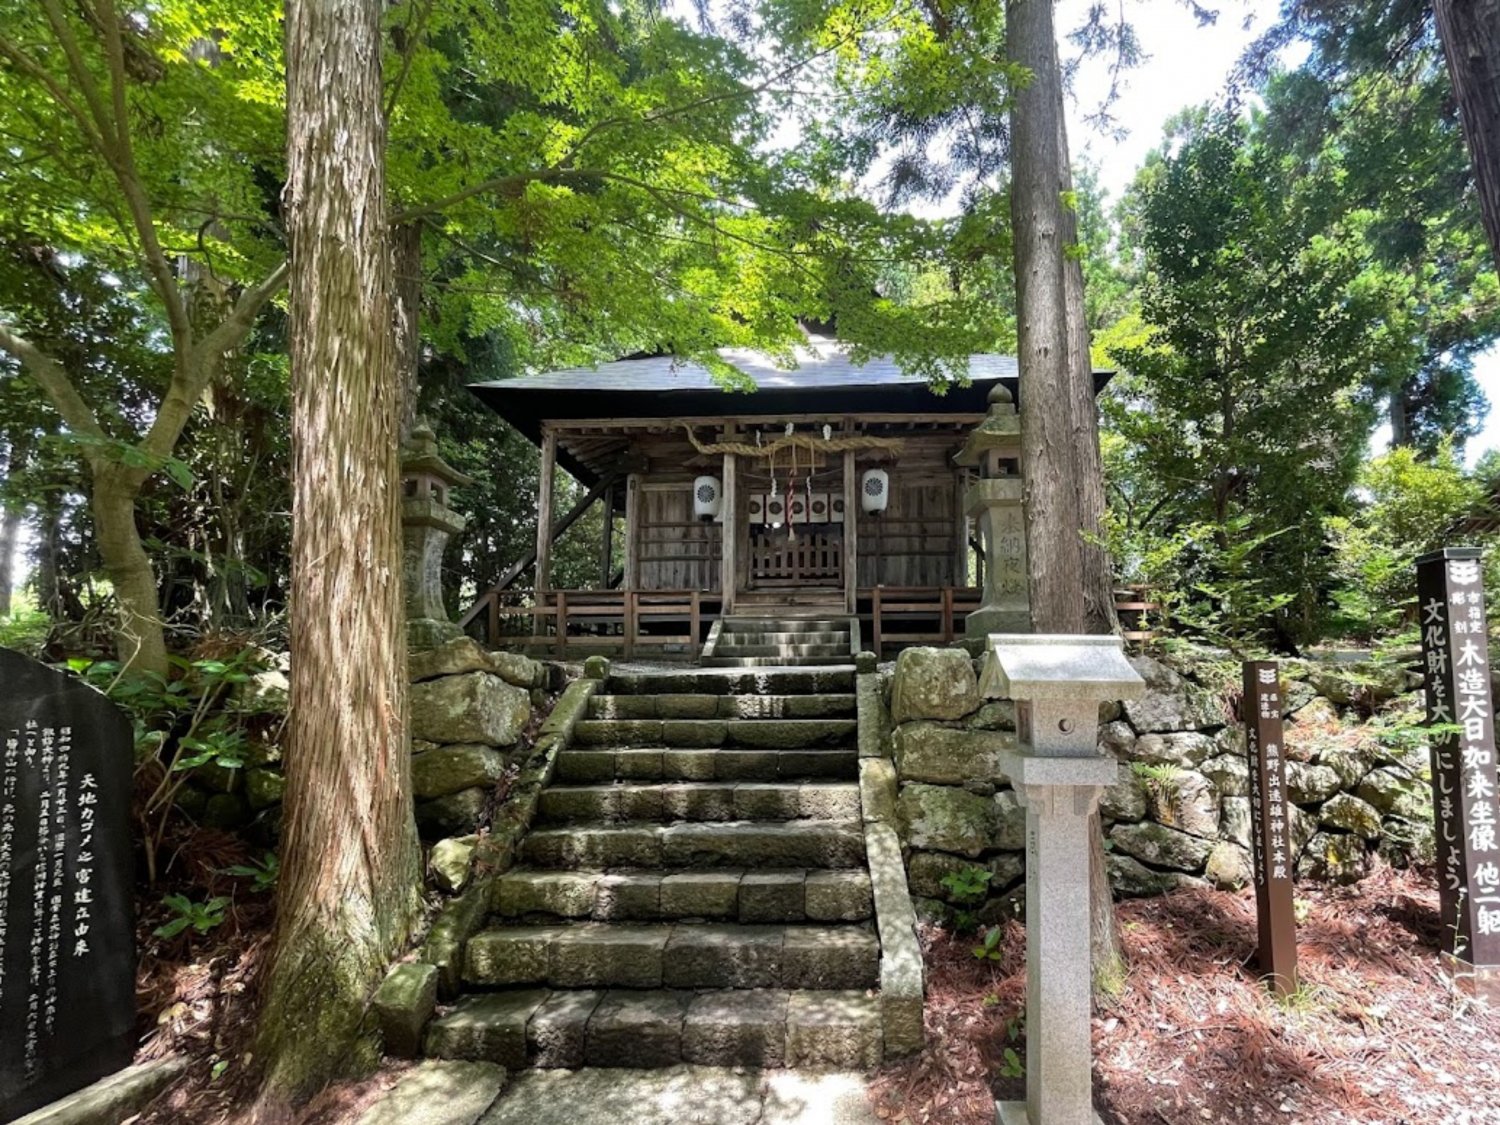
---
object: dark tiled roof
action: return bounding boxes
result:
[473,345,1021,393]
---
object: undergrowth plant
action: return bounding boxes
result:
[76,648,281,883]
[940,864,993,932]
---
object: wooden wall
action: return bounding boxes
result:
[616,427,968,594]
[637,481,722,591]
[855,436,966,588]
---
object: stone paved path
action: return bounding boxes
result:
[479,1065,881,1125]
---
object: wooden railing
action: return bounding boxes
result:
[457,583,1157,660]
[750,528,843,586]
[862,585,982,656]
[459,588,719,657]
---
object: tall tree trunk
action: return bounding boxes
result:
[91,467,168,677]
[1048,29,1123,987]
[1009,0,1085,636]
[0,435,30,618]
[1389,387,1411,448]
[253,0,421,1113]
[1434,0,1500,267]
[1052,60,1118,639]
[392,220,423,442]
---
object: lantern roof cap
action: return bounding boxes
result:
[401,423,474,487]
[953,396,1021,467]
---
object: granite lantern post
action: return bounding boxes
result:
[401,423,474,650]
[980,634,1144,1125]
[954,384,1030,639]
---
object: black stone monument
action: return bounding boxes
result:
[0,647,135,1120]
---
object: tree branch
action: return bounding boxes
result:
[0,34,110,154]
[92,0,193,346]
[142,259,289,462]
[0,322,109,456]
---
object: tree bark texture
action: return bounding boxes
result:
[254,0,421,1111]
[91,466,168,676]
[1435,0,1500,267]
[1008,0,1085,635]
[1052,61,1119,638]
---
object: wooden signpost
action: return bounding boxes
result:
[1243,660,1298,998]
[1416,547,1500,1000]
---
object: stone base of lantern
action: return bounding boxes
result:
[997,1102,1105,1125]
[409,617,464,651]
[965,604,1031,640]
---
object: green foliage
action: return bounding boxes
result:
[0,589,49,655]
[998,1046,1025,1079]
[940,864,993,903]
[153,893,229,939]
[71,648,280,882]
[1326,442,1487,637]
[223,851,280,894]
[1107,110,1402,647]
[973,924,1005,963]
[940,864,992,932]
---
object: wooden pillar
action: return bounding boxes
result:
[843,447,858,614]
[598,485,615,586]
[535,428,557,596]
[954,469,970,586]
[623,472,641,592]
[721,452,738,614]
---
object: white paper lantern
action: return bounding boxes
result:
[693,475,722,521]
[861,468,889,515]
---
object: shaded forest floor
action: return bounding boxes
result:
[872,864,1500,1125]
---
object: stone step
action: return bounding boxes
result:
[423,987,883,1070]
[462,922,880,991]
[604,669,855,696]
[700,654,854,668]
[716,631,849,648]
[518,821,867,870]
[709,643,850,660]
[537,781,861,824]
[554,746,858,783]
[722,617,853,633]
[493,867,874,923]
[587,693,855,721]
[573,718,857,749]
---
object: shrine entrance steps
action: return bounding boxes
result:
[422,666,889,1071]
[701,616,858,666]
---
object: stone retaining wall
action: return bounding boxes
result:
[885,645,1436,925]
[173,638,561,854]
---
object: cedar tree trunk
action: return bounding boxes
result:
[1008,0,1084,635]
[253,0,421,1112]
[1010,0,1121,987]
[1434,0,1500,267]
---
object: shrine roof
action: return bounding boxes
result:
[470,343,1112,451]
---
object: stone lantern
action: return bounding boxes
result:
[401,423,473,650]
[954,382,1030,638]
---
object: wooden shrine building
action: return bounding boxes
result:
[462,343,1109,663]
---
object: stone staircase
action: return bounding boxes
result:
[702,617,858,667]
[422,667,897,1071]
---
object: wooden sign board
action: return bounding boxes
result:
[1416,547,1500,999]
[1243,660,1298,997]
